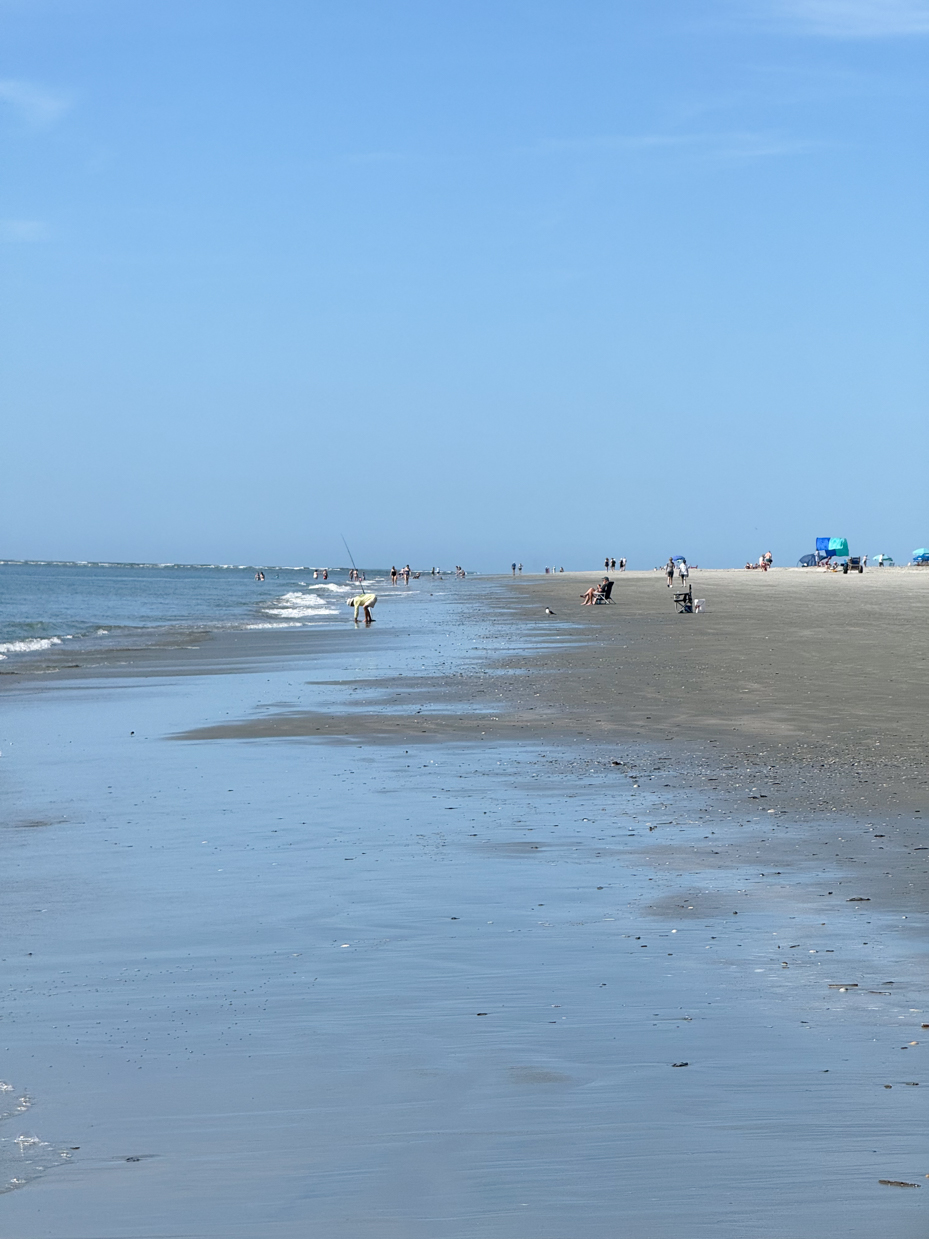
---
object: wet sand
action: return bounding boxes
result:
[1,571,927,1236]
[175,567,929,819]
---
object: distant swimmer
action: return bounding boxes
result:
[347,592,377,624]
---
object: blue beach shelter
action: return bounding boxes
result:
[816,537,849,558]
[914,549,929,563]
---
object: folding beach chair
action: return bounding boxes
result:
[594,579,615,604]
[673,586,693,614]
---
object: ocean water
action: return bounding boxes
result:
[0,562,433,663]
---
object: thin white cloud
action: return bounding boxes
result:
[528,130,817,161]
[0,219,48,242]
[773,0,929,36]
[0,78,71,127]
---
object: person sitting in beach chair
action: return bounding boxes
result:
[581,577,612,605]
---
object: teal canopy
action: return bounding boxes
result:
[816,537,849,557]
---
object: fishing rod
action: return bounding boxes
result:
[341,534,359,576]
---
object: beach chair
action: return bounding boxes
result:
[594,579,614,604]
[673,586,693,614]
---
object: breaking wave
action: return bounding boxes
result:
[261,588,349,620]
[0,637,64,659]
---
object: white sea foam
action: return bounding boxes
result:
[262,590,343,619]
[245,622,305,629]
[0,638,63,659]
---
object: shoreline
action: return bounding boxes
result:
[1,570,928,1233]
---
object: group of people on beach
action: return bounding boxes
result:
[744,552,773,571]
[604,557,626,571]
[389,564,429,583]
[665,558,689,587]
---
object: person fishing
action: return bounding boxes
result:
[347,592,377,624]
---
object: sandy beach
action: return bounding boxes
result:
[1,569,927,1236]
[175,567,929,816]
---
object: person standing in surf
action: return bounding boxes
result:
[347,593,377,624]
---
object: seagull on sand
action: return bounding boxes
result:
[544,607,555,615]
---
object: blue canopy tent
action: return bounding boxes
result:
[914,549,929,564]
[815,537,849,559]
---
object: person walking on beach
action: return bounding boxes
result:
[390,566,398,585]
[678,559,689,586]
[619,558,626,572]
[347,592,377,623]
[605,557,610,570]
[666,559,675,587]
[518,563,522,574]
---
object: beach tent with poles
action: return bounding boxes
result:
[914,549,929,564]
[816,537,849,558]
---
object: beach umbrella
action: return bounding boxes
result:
[913,549,929,562]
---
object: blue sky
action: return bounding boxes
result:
[1,0,926,568]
